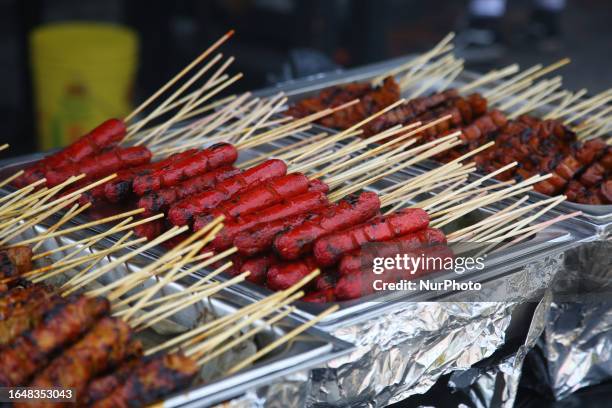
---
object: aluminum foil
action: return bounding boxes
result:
[449,241,612,406]
[217,252,566,407]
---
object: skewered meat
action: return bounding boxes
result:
[233,207,327,256]
[83,357,142,405]
[0,246,33,279]
[0,284,51,321]
[338,228,446,276]
[0,293,64,346]
[334,244,454,300]
[208,173,311,220]
[24,317,135,408]
[168,159,287,226]
[14,119,126,188]
[91,352,198,408]
[0,295,109,386]
[138,166,240,216]
[132,143,238,195]
[267,256,318,291]
[205,190,329,251]
[103,149,197,203]
[45,146,152,187]
[364,89,460,136]
[273,192,381,260]
[313,208,430,266]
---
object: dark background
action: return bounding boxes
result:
[1,0,611,158]
[0,1,610,406]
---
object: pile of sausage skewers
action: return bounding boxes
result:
[0,179,336,407]
[287,67,612,205]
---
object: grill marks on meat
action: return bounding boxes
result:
[0,246,32,280]
[132,143,238,195]
[45,146,152,187]
[273,192,381,260]
[24,317,135,407]
[13,119,126,188]
[168,159,287,226]
[91,352,198,408]
[0,295,109,386]
[287,77,400,130]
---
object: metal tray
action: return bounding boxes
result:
[0,151,593,332]
[253,59,612,228]
[1,191,354,407]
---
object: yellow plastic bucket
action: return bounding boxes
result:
[30,22,138,150]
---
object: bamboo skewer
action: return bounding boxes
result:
[226,304,339,374]
[124,30,234,124]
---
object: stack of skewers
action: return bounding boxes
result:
[0,155,338,407]
[287,35,612,206]
[3,32,585,304]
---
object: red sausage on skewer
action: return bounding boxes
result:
[273,192,381,260]
[313,208,430,266]
[168,159,287,226]
[14,119,126,187]
[132,143,238,195]
[201,191,329,251]
[338,228,446,276]
[266,256,318,291]
[233,206,327,256]
[211,173,311,219]
[44,146,152,187]
[137,166,240,216]
[104,149,198,203]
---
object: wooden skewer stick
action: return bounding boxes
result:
[509,90,569,120]
[196,307,294,366]
[459,64,520,93]
[544,88,588,119]
[235,99,358,151]
[135,71,243,147]
[31,202,91,252]
[111,251,229,313]
[296,121,422,175]
[10,207,144,247]
[497,76,562,112]
[0,194,81,245]
[33,230,138,284]
[0,169,23,190]
[32,213,163,260]
[475,195,566,242]
[132,270,249,331]
[288,98,407,165]
[372,32,455,86]
[495,211,581,252]
[124,30,234,123]
[0,175,84,222]
[127,53,225,138]
[563,92,612,124]
[71,226,188,296]
[98,217,224,300]
[144,291,285,355]
[186,290,304,360]
[448,195,530,241]
[25,235,146,283]
[121,221,223,321]
[226,303,340,375]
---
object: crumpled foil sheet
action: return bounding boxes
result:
[449,241,612,406]
[448,291,552,408]
[216,252,565,407]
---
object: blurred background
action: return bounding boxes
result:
[0,0,610,157]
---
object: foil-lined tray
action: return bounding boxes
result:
[253,58,612,230]
[0,153,588,331]
[1,205,354,407]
